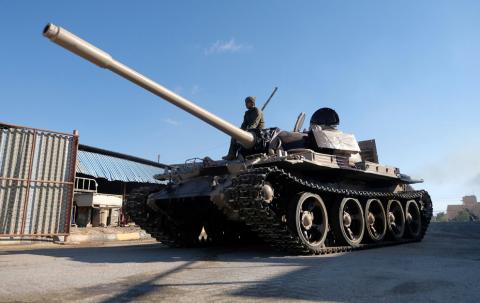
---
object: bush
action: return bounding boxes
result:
[435,212,448,222]
[453,210,470,222]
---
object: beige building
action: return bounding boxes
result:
[446,195,480,221]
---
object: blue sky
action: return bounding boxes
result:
[1,1,479,212]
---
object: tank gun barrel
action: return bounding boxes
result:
[43,23,255,149]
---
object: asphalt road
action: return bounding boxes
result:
[1,222,479,303]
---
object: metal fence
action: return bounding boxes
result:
[0,123,78,236]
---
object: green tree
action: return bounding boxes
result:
[453,210,470,222]
[435,212,448,222]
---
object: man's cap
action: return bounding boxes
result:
[245,96,256,104]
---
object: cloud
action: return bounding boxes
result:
[468,174,480,186]
[162,118,180,126]
[414,147,480,207]
[191,84,200,96]
[417,148,480,187]
[204,38,252,55]
[173,85,183,94]
[172,85,200,97]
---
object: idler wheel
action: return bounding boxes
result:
[331,197,365,247]
[364,199,387,242]
[386,200,405,240]
[288,192,328,252]
[405,200,422,239]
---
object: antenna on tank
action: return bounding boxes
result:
[261,87,278,111]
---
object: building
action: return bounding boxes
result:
[73,144,168,227]
[446,195,480,221]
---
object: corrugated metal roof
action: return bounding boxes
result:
[76,150,164,183]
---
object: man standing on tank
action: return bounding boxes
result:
[222,96,265,160]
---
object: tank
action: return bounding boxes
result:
[44,23,433,254]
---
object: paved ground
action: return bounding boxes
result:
[0,222,479,303]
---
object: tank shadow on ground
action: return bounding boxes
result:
[73,249,356,303]
[2,223,480,303]
[3,222,479,264]
[1,242,292,264]
[99,223,480,303]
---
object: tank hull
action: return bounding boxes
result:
[127,164,432,254]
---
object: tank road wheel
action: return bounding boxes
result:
[289,192,328,252]
[386,200,405,240]
[405,200,422,239]
[364,199,387,242]
[332,197,365,247]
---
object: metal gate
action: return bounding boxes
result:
[0,122,78,236]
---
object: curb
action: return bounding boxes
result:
[0,231,151,246]
[0,240,49,246]
[65,231,150,243]
[0,237,54,246]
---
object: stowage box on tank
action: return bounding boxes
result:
[44,23,433,254]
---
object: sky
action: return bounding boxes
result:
[1,1,479,212]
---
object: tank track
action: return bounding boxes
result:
[125,186,187,247]
[224,166,433,255]
[126,186,255,247]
